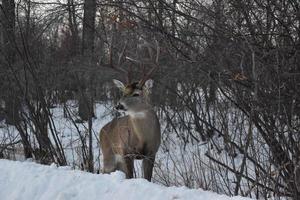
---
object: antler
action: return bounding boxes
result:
[107,40,131,83]
[138,40,160,87]
[99,39,159,86]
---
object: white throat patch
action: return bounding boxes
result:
[127,111,146,118]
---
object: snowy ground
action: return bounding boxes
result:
[0,159,251,200]
[0,101,261,196]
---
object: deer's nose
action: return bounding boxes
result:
[115,103,125,110]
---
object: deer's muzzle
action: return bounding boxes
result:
[115,103,126,111]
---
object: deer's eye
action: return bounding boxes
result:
[132,93,139,97]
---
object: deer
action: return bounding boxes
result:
[99,40,161,181]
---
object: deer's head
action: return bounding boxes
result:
[113,79,154,115]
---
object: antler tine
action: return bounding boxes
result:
[117,41,128,68]
[108,41,131,83]
[155,40,160,63]
[138,40,160,87]
[109,40,113,67]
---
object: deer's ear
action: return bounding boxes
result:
[143,79,154,90]
[113,79,125,91]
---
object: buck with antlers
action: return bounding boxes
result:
[99,41,161,181]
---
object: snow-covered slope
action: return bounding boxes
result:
[0,159,251,200]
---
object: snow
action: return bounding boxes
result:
[0,159,251,200]
[0,101,264,196]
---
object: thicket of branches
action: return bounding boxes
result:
[0,0,299,199]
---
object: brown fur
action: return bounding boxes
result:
[100,84,161,181]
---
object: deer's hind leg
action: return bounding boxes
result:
[143,155,155,181]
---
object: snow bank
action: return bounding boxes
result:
[0,159,251,200]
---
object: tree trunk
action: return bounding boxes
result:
[80,0,96,171]
[1,0,15,63]
[78,0,96,121]
[82,0,96,56]
[4,89,20,125]
[1,0,20,126]
[67,0,79,56]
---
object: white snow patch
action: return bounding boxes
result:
[0,159,251,200]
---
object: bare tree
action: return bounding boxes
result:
[0,0,20,126]
[0,0,299,198]
[79,0,97,172]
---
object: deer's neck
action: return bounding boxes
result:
[129,110,158,140]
